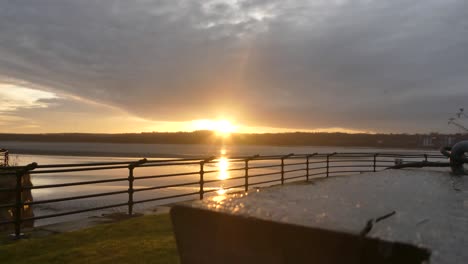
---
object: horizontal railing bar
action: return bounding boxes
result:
[31,165,129,174]
[137,161,202,167]
[376,154,444,158]
[244,156,298,161]
[326,155,374,158]
[217,158,249,163]
[283,162,307,166]
[203,175,246,184]
[283,168,306,174]
[329,165,377,168]
[207,168,244,174]
[328,159,375,163]
[204,155,282,161]
[309,172,327,177]
[134,181,199,193]
[22,202,130,222]
[203,166,247,174]
[200,169,219,174]
[335,152,440,155]
[308,166,328,170]
[203,185,246,193]
[26,177,129,190]
[284,174,308,181]
[329,170,375,174]
[247,164,282,170]
[134,168,244,180]
[25,190,129,206]
[33,157,244,168]
[248,171,281,178]
[225,167,249,172]
[134,171,199,180]
[35,160,147,168]
[34,158,216,169]
[307,160,327,164]
[133,192,200,205]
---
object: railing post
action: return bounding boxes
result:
[14,170,23,238]
[244,159,249,192]
[128,159,147,216]
[326,153,336,178]
[199,156,216,200]
[198,157,214,200]
[281,153,294,185]
[4,150,8,166]
[244,154,259,192]
[13,162,37,239]
[128,167,135,216]
[306,153,318,182]
[280,158,285,185]
[373,153,378,172]
[199,161,205,200]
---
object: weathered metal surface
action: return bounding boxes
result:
[171,205,430,264]
[189,169,468,264]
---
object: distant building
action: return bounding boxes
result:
[419,134,466,148]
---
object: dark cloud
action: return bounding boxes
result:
[1,0,467,132]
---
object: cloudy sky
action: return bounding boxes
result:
[1,0,467,134]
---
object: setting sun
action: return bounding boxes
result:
[192,119,237,136]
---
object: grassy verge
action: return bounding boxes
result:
[0,214,179,264]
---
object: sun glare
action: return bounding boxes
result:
[192,119,237,136]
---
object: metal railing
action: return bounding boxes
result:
[0,152,447,238]
[0,149,8,167]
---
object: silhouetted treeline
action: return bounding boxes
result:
[1,131,467,149]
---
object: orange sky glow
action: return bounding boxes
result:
[0,83,374,134]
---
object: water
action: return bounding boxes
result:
[1,141,430,161]
[0,141,439,227]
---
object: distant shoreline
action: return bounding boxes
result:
[1,140,440,160]
[1,131,462,151]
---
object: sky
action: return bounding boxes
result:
[0,0,467,134]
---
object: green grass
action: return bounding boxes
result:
[0,214,179,264]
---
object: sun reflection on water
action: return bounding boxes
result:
[214,187,227,202]
[218,157,229,180]
[212,193,227,203]
[215,148,230,198]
